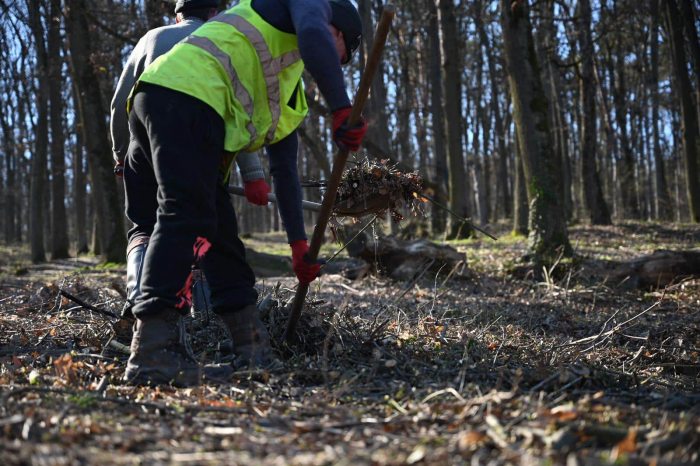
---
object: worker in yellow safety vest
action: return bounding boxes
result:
[123,0,367,387]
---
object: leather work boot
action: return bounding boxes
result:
[219,305,273,370]
[124,310,232,386]
[121,239,149,319]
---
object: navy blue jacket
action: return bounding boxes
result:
[253,0,350,243]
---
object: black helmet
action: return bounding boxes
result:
[328,0,363,65]
[174,0,218,13]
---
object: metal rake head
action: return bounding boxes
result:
[332,193,392,218]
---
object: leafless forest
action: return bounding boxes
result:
[1,0,700,464]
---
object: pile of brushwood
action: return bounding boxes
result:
[332,158,424,221]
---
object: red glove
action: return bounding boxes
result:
[114,162,124,178]
[244,178,271,206]
[290,240,323,285]
[332,106,367,152]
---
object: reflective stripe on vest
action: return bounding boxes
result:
[210,13,302,144]
[180,35,259,149]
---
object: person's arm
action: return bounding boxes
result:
[110,38,147,164]
[267,131,306,243]
[235,152,265,182]
[288,0,351,111]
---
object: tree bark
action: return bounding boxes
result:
[663,0,700,222]
[439,0,472,239]
[28,0,48,263]
[500,0,571,257]
[48,0,69,258]
[577,0,611,225]
[66,0,127,262]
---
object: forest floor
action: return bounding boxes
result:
[1,221,699,465]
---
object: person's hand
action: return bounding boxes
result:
[244,178,271,206]
[332,106,367,152]
[114,162,124,178]
[290,240,323,285]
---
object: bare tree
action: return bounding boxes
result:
[439,0,472,239]
[48,0,69,258]
[649,0,671,220]
[0,80,16,243]
[679,0,700,134]
[71,81,88,254]
[427,0,447,233]
[66,0,127,262]
[473,0,510,219]
[28,0,48,263]
[576,0,611,225]
[500,0,571,256]
[663,0,700,223]
[513,135,528,236]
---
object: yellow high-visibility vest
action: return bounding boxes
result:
[130,0,308,177]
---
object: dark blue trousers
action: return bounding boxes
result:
[124,84,258,317]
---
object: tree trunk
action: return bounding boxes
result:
[66,0,127,262]
[16,97,28,244]
[359,0,392,156]
[43,161,51,253]
[48,0,69,258]
[537,0,573,221]
[500,0,571,257]
[72,80,88,254]
[474,0,510,219]
[439,0,472,239]
[397,28,414,167]
[473,48,490,226]
[679,0,700,133]
[513,134,528,236]
[28,0,48,263]
[345,232,466,281]
[577,0,611,225]
[0,93,16,243]
[650,0,672,220]
[427,0,447,234]
[610,15,640,219]
[663,0,700,222]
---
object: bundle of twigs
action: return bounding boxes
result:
[331,159,425,221]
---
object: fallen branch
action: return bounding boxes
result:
[556,291,665,350]
[59,290,122,320]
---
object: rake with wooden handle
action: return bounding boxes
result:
[283,4,396,343]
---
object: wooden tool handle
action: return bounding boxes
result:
[284,4,396,343]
